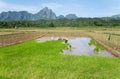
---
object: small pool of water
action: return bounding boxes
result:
[63,37,115,57]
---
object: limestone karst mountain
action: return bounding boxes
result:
[0,7,57,21]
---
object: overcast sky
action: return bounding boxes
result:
[0,0,120,17]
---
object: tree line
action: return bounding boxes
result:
[0,17,120,28]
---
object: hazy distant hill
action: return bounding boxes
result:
[0,7,80,21]
[1,7,120,21]
[0,11,33,21]
[0,7,57,21]
[65,14,78,19]
[111,14,120,18]
[57,15,65,19]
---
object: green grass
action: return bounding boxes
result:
[0,40,120,79]
[89,39,104,53]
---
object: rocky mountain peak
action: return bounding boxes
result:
[34,7,57,20]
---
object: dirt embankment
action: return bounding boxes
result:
[93,38,120,58]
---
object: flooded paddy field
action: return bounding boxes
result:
[63,37,114,57]
[0,29,119,57]
[37,36,115,57]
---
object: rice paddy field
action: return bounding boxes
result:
[0,27,120,79]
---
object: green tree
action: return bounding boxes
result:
[49,22,55,27]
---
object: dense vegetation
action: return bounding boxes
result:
[0,17,120,28]
[0,40,120,79]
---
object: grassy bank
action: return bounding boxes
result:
[0,40,120,79]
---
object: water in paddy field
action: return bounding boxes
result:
[63,37,115,57]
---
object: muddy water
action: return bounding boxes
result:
[63,37,115,57]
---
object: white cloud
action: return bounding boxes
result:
[0,0,39,13]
